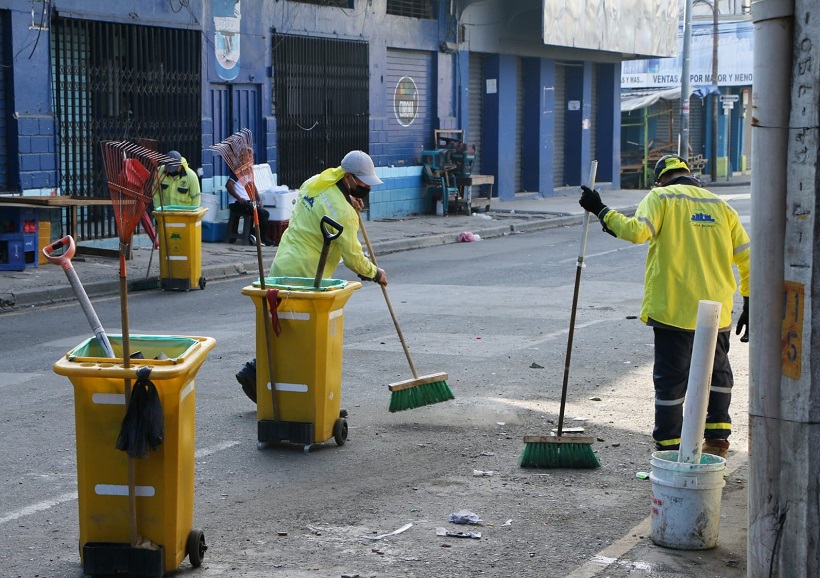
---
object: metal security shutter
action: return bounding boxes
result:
[553,64,566,187]
[52,17,201,240]
[515,57,523,192]
[386,49,433,164]
[0,11,8,191]
[590,65,598,167]
[468,53,483,174]
[654,100,675,147]
[272,34,369,188]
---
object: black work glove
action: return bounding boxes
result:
[580,186,606,216]
[580,186,616,237]
[735,296,749,342]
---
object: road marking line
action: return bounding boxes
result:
[195,440,240,459]
[559,244,644,264]
[0,491,77,525]
[0,441,239,525]
[529,319,609,345]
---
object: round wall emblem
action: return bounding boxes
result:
[393,77,419,127]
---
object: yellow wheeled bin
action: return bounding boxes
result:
[53,334,216,577]
[241,277,361,452]
[153,206,208,291]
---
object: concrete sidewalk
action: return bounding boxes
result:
[0,177,750,311]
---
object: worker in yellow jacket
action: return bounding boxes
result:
[152,151,201,208]
[235,150,388,402]
[270,150,386,283]
[579,155,750,458]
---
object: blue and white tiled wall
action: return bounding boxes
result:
[368,165,429,220]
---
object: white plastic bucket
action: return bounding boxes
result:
[649,450,726,550]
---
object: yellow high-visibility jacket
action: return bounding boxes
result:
[601,179,750,330]
[270,166,378,280]
[152,158,201,208]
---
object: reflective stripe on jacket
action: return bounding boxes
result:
[269,166,378,280]
[602,180,750,330]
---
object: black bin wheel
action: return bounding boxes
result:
[333,418,348,446]
[199,276,207,290]
[187,529,207,567]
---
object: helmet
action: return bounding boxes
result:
[654,154,690,183]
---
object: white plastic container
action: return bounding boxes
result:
[267,190,299,221]
[649,450,726,550]
[252,163,277,193]
[200,194,220,223]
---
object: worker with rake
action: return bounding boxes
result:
[152,150,201,208]
[579,154,750,459]
[235,150,388,402]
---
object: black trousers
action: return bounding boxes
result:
[229,202,271,241]
[652,327,733,450]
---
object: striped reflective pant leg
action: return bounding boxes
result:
[652,327,694,450]
[705,331,733,441]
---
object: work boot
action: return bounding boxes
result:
[236,360,257,404]
[702,438,730,458]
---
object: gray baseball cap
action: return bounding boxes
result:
[340,150,383,187]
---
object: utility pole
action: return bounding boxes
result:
[680,0,693,162]
[710,0,719,182]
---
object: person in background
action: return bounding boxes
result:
[235,150,388,402]
[578,154,750,459]
[226,171,275,246]
[152,150,201,208]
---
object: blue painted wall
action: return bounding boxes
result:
[564,63,593,186]
[482,54,517,201]
[521,58,555,195]
[0,0,625,217]
[596,63,621,189]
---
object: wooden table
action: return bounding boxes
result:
[455,174,494,214]
[0,195,116,257]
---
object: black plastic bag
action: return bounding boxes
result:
[116,366,164,458]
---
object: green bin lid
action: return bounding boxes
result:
[252,276,347,291]
[155,205,202,211]
[67,334,199,362]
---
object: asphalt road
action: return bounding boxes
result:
[0,200,751,577]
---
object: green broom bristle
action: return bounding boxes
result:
[520,439,600,469]
[389,380,455,413]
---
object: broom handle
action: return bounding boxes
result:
[358,214,419,379]
[157,174,173,281]
[557,160,598,436]
[118,264,139,548]
[250,197,280,421]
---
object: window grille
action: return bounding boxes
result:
[386,0,434,19]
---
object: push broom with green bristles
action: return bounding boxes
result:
[358,214,454,412]
[520,160,600,469]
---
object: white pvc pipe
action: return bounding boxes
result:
[678,300,722,464]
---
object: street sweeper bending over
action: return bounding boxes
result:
[235,150,388,402]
